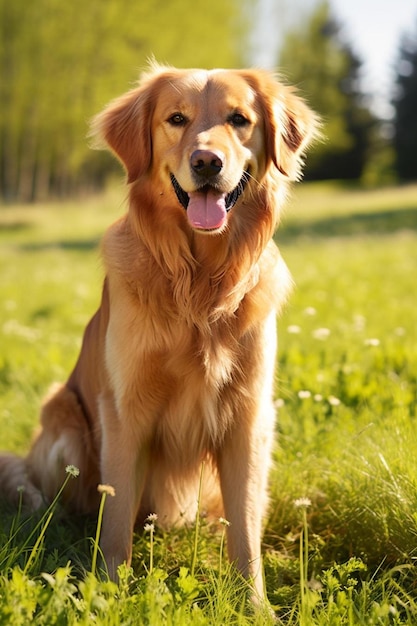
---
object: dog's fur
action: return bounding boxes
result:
[0,64,317,601]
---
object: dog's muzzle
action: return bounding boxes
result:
[170,171,250,231]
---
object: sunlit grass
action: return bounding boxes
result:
[1,182,417,623]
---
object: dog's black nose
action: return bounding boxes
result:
[190,150,224,178]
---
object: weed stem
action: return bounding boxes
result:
[191,462,205,578]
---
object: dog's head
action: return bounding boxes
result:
[92,63,318,234]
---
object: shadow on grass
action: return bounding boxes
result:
[0,221,35,234]
[0,500,95,575]
[4,205,417,250]
[17,239,100,252]
[279,206,417,242]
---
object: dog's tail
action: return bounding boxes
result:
[0,453,43,510]
[1,383,102,516]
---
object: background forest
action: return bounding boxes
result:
[1,0,417,202]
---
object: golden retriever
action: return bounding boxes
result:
[0,64,317,603]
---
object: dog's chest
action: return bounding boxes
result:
[154,326,238,461]
[105,264,255,463]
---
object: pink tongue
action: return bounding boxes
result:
[187,189,227,230]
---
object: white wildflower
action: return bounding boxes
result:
[2,319,41,342]
[328,396,341,406]
[353,315,366,331]
[287,325,301,334]
[294,497,312,508]
[298,390,311,399]
[65,465,80,478]
[312,327,331,341]
[364,338,380,347]
[304,307,317,316]
[97,484,116,497]
[144,523,154,533]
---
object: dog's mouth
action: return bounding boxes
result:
[170,171,250,231]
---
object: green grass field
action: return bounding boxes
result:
[1,182,417,624]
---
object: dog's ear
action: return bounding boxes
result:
[91,71,160,183]
[271,87,320,180]
[243,71,319,181]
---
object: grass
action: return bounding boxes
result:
[1,181,417,623]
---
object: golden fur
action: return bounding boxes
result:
[0,64,317,602]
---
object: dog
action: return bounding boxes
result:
[0,63,317,603]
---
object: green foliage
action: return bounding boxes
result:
[278,1,376,181]
[1,183,417,623]
[393,19,417,181]
[0,0,253,202]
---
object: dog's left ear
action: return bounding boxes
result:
[272,87,320,180]
[244,71,319,181]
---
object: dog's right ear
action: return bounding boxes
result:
[241,70,319,181]
[91,73,158,184]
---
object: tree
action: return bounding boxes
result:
[392,21,417,181]
[277,0,375,180]
[0,0,254,202]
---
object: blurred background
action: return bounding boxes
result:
[0,0,416,203]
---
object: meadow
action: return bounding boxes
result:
[0,182,416,624]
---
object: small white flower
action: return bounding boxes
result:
[328,396,341,406]
[97,484,116,497]
[294,497,312,508]
[287,325,301,334]
[146,513,158,523]
[304,307,317,316]
[314,394,323,402]
[353,315,366,331]
[65,465,80,478]
[312,328,331,341]
[144,523,155,533]
[2,319,41,342]
[274,398,285,409]
[298,390,311,399]
[219,517,231,527]
[364,338,380,347]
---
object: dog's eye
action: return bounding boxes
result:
[167,113,187,126]
[228,112,250,128]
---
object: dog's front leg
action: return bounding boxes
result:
[98,393,149,580]
[217,409,274,603]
